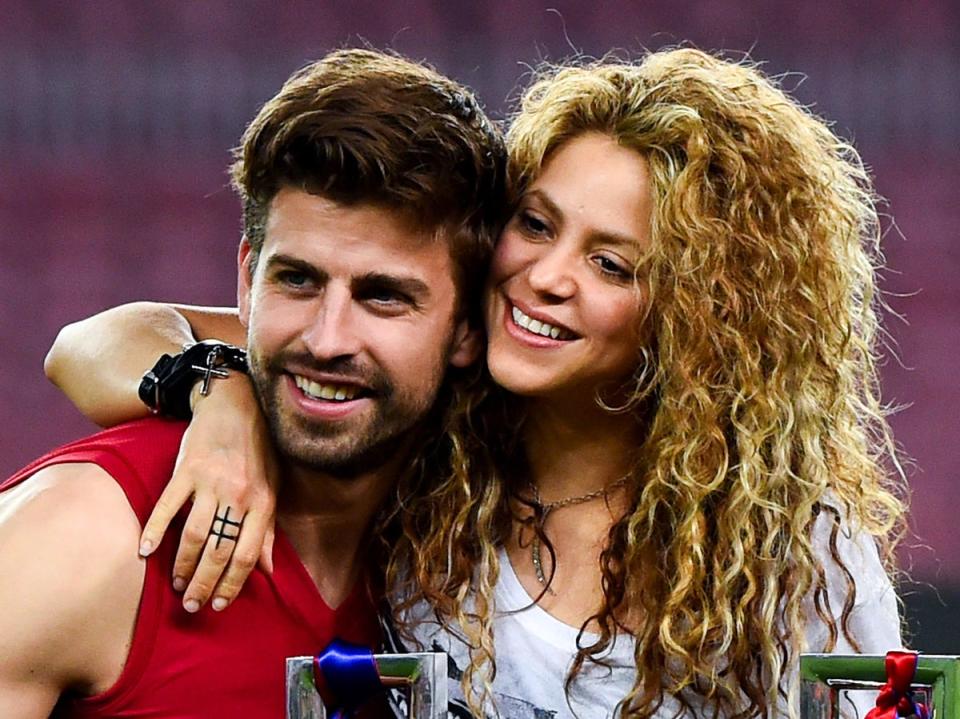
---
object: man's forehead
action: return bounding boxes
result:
[261,189,454,282]
[266,188,431,235]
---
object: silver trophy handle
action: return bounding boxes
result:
[286,652,448,718]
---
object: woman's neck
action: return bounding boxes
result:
[505,397,642,628]
[522,396,641,501]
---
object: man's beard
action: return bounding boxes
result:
[247,348,443,479]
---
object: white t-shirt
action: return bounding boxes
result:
[389,511,901,718]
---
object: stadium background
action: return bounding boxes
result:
[2,1,957,650]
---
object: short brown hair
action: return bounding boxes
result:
[231,48,506,308]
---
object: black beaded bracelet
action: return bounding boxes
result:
[138,340,248,420]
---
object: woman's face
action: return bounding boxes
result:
[484,132,652,403]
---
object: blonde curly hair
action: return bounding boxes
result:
[383,48,906,718]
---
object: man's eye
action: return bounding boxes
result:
[278,271,310,287]
[363,289,413,307]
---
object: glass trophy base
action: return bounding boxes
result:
[801,653,959,718]
[286,651,448,718]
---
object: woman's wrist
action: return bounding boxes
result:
[140,341,248,419]
[191,369,257,412]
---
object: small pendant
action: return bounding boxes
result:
[530,533,555,594]
[532,535,546,584]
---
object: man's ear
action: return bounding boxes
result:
[448,318,483,368]
[237,238,254,328]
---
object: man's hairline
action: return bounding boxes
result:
[241,188,482,320]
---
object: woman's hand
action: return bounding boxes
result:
[138,373,279,613]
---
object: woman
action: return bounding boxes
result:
[47,49,905,718]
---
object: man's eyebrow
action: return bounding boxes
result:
[525,188,643,251]
[353,272,431,299]
[263,253,327,279]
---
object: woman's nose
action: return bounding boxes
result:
[526,243,577,300]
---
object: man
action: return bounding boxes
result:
[0,48,504,717]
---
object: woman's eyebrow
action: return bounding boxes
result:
[525,189,564,221]
[526,189,642,250]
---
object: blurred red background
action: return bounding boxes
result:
[2,0,957,648]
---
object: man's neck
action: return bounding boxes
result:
[275,458,402,609]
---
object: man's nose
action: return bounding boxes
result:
[301,286,362,360]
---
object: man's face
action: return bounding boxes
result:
[238,188,479,477]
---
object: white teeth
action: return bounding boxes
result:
[511,305,572,340]
[293,375,359,402]
[512,306,528,328]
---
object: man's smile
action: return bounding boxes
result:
[292,374,364,402]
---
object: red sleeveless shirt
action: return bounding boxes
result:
[1,417,380,718]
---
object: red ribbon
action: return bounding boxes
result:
[864,651,929,719]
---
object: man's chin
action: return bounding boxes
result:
[270,423,404,480]
[279,449,391,481]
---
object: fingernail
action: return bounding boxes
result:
[139,540,154,557]
[184,599,200,613]
[172,576,187,592]
[212,597,228,612]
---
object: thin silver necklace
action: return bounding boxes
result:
[528,475,630,586]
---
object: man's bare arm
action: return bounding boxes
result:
[44,302,245,427]
[0,464,144,717]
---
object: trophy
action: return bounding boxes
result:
[286,647,448,719]
[800,652,959,718]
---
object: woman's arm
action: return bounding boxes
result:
[44,301,276,612]
[44,302,244,427]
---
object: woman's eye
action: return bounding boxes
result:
[519,211,550,236]
[594,255,631,279]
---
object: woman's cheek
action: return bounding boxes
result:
[490,230,533,284]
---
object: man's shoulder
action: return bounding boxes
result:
[0,461,141,566]
[2,417,188,523]
[0,462,145,703]
[49,416,187,475]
